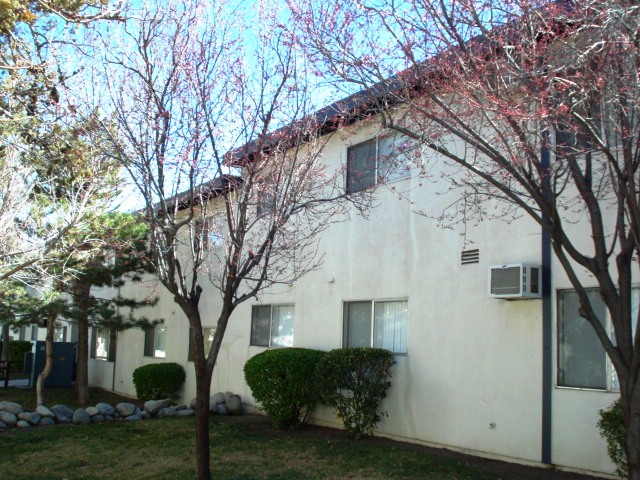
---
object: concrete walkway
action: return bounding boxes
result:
[3,378,29,388]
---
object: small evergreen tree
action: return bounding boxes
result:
[51,211,159,405]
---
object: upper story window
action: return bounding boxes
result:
[557,288,639,391]
[343,299,408,354]
[194,216,222,254]
[256,192,276,217]
[144,324,167,358]
[346,133,413,193]
[250,304,294,347]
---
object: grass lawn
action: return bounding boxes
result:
[0,385,500,480]
[0,416,500,480]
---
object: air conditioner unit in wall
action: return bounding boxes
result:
[489,264,542,299]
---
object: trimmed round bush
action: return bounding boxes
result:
[132,363,186,401]
[317,348,394,439]
[244,348,327,430]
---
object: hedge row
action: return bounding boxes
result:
[244,347,394,437]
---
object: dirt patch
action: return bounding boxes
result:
[219,414,605,480]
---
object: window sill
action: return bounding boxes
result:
[555,385,619,393]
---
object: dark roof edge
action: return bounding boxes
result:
[151,174,242,214]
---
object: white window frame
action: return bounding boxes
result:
[557,287,639,391]
[343,299,408,354]
[346,133,413,193]
[250,304,294,348]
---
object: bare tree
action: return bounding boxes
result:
[289,0,640,478]
[94,1,371,478]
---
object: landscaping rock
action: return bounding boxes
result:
[176,408,194,417]
[96,402,115,416]
[0,393,229,430]
[0,411,17,427]
[210,392,226,405]
[36,405,55,418]
[157,406,177,418]
[0,401,23,415]
[91,415,106,424]
[51,404,74,423]
[225,395,242,415]
[144,399,172,415]
[72,408,91,425]
[116,402,137,417]
[85,406,99,417]
[39,417,55,426]
[18,412,41,425]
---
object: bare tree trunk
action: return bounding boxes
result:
[73,280,91,405]
[185,302,212,480]
[194,359,212,480]
[36,312,56,406]
[1,324,9,363]
[624,380,640,480]
[75,318,90,404]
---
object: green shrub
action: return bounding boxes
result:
[132,363,186,401]
[597,398,627,478]
[0,340,32,371]
[244,348,327,430]
[317,348,394,439]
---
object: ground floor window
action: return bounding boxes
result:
[188,327,216,361]
[144,324,167,358]
[557,288,639,390]
[90,327,116,362]
[343,300,408,354]
[250,305,294,347]
[54,325,67,342]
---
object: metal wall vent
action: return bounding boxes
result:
[461,249,480,265]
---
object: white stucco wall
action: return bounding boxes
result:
[87,120,624,477]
